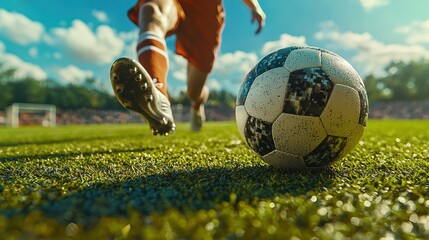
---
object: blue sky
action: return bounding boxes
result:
[1,0,429,96]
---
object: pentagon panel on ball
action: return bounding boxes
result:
[283,67,334,116]
[236,46,369,169]
[358,88,369,126]
[304,135,347,168]
[244,116,275,157]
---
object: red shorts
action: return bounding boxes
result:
[128,0,225,73]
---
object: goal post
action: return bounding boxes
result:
[5,103,56,127]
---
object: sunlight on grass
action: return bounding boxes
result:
[0,120,428,239]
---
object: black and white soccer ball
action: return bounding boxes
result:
[236,46,369,169]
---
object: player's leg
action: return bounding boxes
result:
[137,0,178,38]
[110,0,178,135]
[136,0,178,96]
[187,62,210,132]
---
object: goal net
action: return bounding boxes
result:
[5,103,56,127]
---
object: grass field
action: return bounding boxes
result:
[0,120,428,239]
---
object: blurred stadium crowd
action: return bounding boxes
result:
[0,101,427,126]
[370,100,429,119]
[0,105,235,126]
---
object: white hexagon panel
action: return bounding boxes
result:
[244,67,290,123]
[321,51,363,91]
[263,150,306,169]
[337,124,365,160]
[320,84,361,137]
[283,47,321,72]
[272,113,327,156]
[235,105,249,141]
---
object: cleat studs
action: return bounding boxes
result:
[123,100,132,108]
[146,95,153,102]
[160,118,168,125]
[140,83,148,90]
[116,84,124,94]
[112,73,120,82]
[135,74,142,82]
[130,67,137,74]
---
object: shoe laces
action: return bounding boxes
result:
[152,78,163,89]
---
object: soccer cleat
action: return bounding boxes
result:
[190,86,209,132]
[110,57,175,135]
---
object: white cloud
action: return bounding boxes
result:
[359,0,390,11]
[119,30,139,42]
[92,10,109,23]
[28,47,38,58]
[51,19,124,64]
[172,70,186,82]
[261,33,307,55]
[0,8,44,45]
[163,50,258,95]
[169,52,187,82]
[396,19,429,45]
[207,78,222,91]
[56,65,94,84]
[0,41,47,80]
[315,22,429,76]
[116,30,140,62]
[53,52,62,59]
[201,50,259,94]
[214,51,258,78]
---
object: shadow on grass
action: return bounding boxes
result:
[1,165,336,226]
[0,147,157,163]
[0,137,107,147]
[0,132,147,147]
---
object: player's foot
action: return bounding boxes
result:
[110,57,175,135]
[190,86,209,132]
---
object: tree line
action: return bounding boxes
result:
[0,66,236,110]
[364,60,429,102]
[0,69,122,110]
[1,60,428,110]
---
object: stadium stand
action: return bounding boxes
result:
[0,100,428,126]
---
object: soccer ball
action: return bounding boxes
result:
[236,46,369,169]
